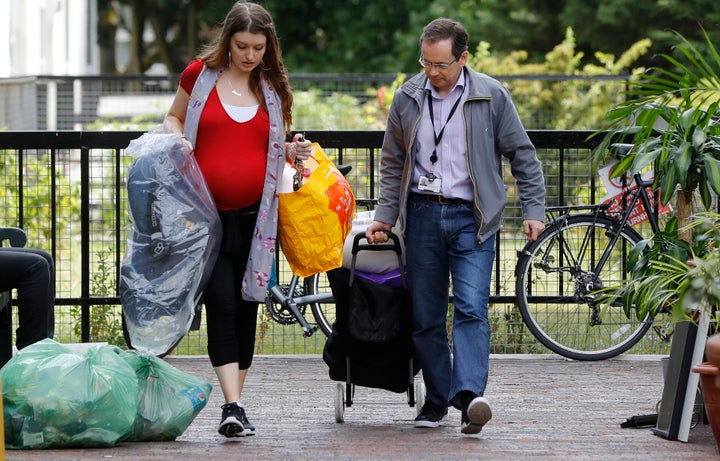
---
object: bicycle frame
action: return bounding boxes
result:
[538,171,661,282]
[267,274,334,337]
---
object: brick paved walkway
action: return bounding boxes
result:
[4,354,719,460]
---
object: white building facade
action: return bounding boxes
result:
[0,0,99,77]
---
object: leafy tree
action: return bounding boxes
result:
[97,0,720,75]
[267,0,434,72]
[0,152,80,248]
[467,27,651,130]
[97,0,229,73]
[419,0,720,72]
[557,0,720,70]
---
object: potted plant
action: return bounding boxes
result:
[590,27,720,446]
[601,210,720,447]
[614,213,719,322]
[694,333,720,452]
[590,25,720,320]
[591,28,720,251]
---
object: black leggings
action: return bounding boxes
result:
[0,247,55,348]
[203,207,260,369]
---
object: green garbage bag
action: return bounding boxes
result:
[118,350,212,441]
[0,339,139,449]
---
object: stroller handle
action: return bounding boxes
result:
[351,230,402,256]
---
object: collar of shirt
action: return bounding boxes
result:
[423,68,466,98]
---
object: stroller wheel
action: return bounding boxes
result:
[414,381,426,416]
[335,382,345,423]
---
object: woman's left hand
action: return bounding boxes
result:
[288,133,312,161]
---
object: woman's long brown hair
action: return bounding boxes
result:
[198,1,293,132]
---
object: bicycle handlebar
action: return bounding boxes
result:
[611,143,634,159]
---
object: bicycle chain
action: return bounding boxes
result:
[266,284,307,324]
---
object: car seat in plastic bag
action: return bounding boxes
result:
[120,132,220,356]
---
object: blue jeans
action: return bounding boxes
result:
[405,194,494,410]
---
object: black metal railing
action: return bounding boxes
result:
[0,129,605,352]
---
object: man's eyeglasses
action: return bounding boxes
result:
[418,56,458,70]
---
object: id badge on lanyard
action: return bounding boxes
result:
[421,76,464,194]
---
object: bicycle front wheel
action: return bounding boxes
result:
[515,214,651,360]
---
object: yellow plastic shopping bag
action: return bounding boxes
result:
[278,143,355,277]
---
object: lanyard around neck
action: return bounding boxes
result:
[427,77,465,165]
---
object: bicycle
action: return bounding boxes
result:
[514,143,674,360]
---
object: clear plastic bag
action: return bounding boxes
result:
[120,351,212,441]
[0,339,139,449]
[0,340,213,448]
[120,130,220,355]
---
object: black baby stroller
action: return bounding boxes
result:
[324,231,425,423]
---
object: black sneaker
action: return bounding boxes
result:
[237,407,255,436]
[218,402,245,437]
[414,400,448,428]
[460,396,492,435]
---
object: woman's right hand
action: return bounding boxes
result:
[179,135,194,152]
[287,133,311,161]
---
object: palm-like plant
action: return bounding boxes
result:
[591,28,720,245]
[619,213,720,323]
[591,28,720,322]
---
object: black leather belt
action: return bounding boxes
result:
[411,193,472,206]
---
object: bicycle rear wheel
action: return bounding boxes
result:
[308,271,336,336]
[515,213,651,360]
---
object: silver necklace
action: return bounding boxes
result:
[226,75,243,97]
